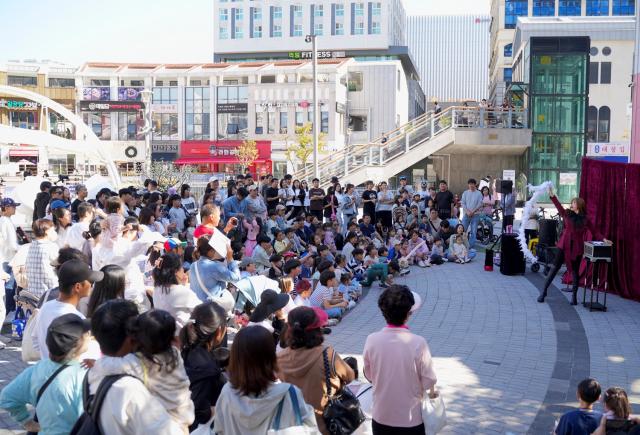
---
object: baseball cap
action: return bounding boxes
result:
[58,260,104,288]
[0,198,20,208]
[305,307,329,331]
[50,199,70,210]
[164,237,187,252]
[208,176,218,182]
[276,204,286,211]
[410,291,422,314]
[399,175,407,180]
[46,313,91,358]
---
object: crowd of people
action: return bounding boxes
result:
[0,171,633,435]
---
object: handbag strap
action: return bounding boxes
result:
[272,384,302,430]
[193,261,214,300]
[322,347,333,399]
[33,363,70,423]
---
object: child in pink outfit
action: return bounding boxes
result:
[407,231,431,267]
[243,218,261,257]
[323,223,337,253]
[102,197,125,249]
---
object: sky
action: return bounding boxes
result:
[0,0,490,65]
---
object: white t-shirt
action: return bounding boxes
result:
[181,197,197,215]
[294,295,311,307]
[65,221,90,251]
[33,299,84,359]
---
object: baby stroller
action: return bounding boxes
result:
[530,219,559,274]
[12,290,40,340]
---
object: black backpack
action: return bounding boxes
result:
[70,374,133,435]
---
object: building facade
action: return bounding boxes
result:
[407,15,491,103]
[0,60,78,173]
[490,0,636,105]
[213,0,425,119]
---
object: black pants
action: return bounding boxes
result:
[502,214,514,232]
[376,210,393,231]
[372,420,425,435]
[542,249,582,295]
[310,209,323,221]
[291,206,305,219]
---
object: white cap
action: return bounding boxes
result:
[208,176,218,182]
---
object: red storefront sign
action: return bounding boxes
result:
[176,140,272,175]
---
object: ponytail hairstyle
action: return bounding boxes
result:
[192,234,214,261]
[152,253,182,293]
[286,306,324,349]
[603,387,632,419]
[83,220,102,241]
[128,309,178,371]
[179,301,227,355]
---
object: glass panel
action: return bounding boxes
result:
[280,111,288,134]
[533,97,585,133]
[600,62,611,83]
[612,0,635,15]
[559,0,582,14]
[557,135,584,169]
[589,62,599,84]
[504,44,513,57]
[532,54,587,94]
[533,0,556,16]
[531,135,559,169]
[586,0,609,15]
[597,106,610,142]
[218,87,228,102]
[587,106,598,141]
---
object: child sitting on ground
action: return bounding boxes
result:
[359,260,403,288]
[323,222,337,253]
[338,273,361,303]
[294,280,313,307]
[555,378,602,435]
[451,235,470,263]
[268,254,284,280]
[346,248,366,281]
[407,230,431,268]
[98,310,194,431]
[300,253,315,279]
[430,237,446,265]
[592,386,639,435]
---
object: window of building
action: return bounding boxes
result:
[371,21,381,34]
[349,115,367,132]
[504,43,513,57]
[372,2,382,15]
[602,46,612,55]
[130,80,143,87]
[315,4,323,16]
[253,25,262,37]
[587,106,598,141]
[190,80,202,86]
[118,113,143,141]
[590,46,599,56]
[48,77,75,88]
[273,25,282,37]
[600,62,611,83]
[220,27,229,39]
[354,3,364,16]
[185,87,210,140]
[589,62,599,84]
[83,113,111,140]
[152,113,178,140]
[314,22,324,35]
[220,8,228,20]
[217,85,248,103]
[335,22,344,35]
[294,23,303,36]
[559,0,581,14]
[293,5,303,18]
[586,0,609,15]
[234,25,243,38]
[169,80,178,86]
[255,111,265,134]
[533,0,556,16]
[354,21,364,34]
[505,0,528,29]
[321,110,329,133]
[347,72,363,91]
[234,8,243,20]
[90,79,110,86]
[152,86,178,104]
[268,111,276,134]
[296,111,305,127]
[217,113,248,139]
[613,0,635,15]
[253,7,261,20]
[10,111,38,130]
[335,4,344,16]
[274,6,282,18]
[597,106,610,141]
[261,75,276,84]
[280,111,288,134]
[504,68,513,84]
[8,75,37,86]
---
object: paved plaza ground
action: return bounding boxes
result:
[0,253,638,434]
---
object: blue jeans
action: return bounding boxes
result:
[462,214,480,248]
[324,307,343,319]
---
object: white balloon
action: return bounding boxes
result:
[518,181,555,264]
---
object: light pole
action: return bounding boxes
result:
[305,33,319,179]
[139,88,153,175]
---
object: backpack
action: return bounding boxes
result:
[70,374,133,435]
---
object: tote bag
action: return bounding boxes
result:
[267,384,317,435]
[422,387,447,434]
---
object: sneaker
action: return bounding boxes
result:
[457,259,463,264]
[327,318,339,326]
[0,341,5,350]
[425,261,432,267]
[442,258,448,262]
[399,269,410,276]
[348,300,357,310]
[464,258,471,263]
[418,260,426,268]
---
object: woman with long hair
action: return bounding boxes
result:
[538,187,611,305]
[300,180,311,213]
[180,301,228,432]
[291,179,305,218]
[323,186,340,223]
[52,207,72,248]
[86,264,125,318]
[214,325,317,434]
[376,181,394,232]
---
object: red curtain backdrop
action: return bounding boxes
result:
[579,157,640,302]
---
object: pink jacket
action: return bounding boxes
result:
[243,219,260,241]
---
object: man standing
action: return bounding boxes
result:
[434,180,454,220]
[361,180,377,224]
[398,176,414,195]
[461,178,483,247]
[33,181,52,221]
[70,184,87,220]
[0,198,20,343]
[222,187,248,224]
[245,184,267,222]
[308,178,325,222]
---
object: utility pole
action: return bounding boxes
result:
[306,33,319,179]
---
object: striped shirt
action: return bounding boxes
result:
[309,284,333,308]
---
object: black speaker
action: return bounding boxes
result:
[538,219,557,247]
[500,233,525,275]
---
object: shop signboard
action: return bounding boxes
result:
[587,142,629,163]
[559,172,578,186]
[82,87,111,101]
[0,99,39,110]
[151,104,178,113]
[180,140,271,160]
[502,169,516,181]
[80,101,145,112]
[216,103,248,114]
[288,51,346,60]
[118,87,144,101]
[152,142,180,153]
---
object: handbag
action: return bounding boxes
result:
[422,387,447,434]
[267,384,316,435]
[21,308,40,362]
[193,261,235,315]
[322,348,365,435]
[14,264,28,289]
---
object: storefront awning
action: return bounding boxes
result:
[174,157,270,165]
[8,148,39,157]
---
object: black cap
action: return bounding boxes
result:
[58,260,104,288]
[46,313,91,357]
[331,176,339,183]
[250,290,291,323]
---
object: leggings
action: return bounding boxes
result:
[372,420,425,435]
[543,249,582,294]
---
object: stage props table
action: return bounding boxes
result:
[582,241,613,312]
